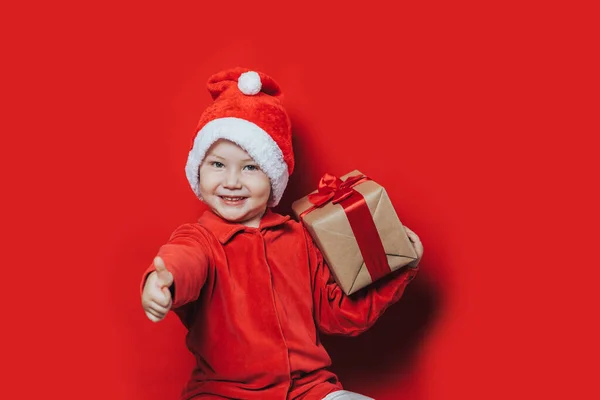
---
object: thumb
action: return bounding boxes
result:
[153,256,167,272]
[153,256,173,288]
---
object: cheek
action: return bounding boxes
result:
[247,177,271,199]
[257,181,272,199]
[198,171,218,194]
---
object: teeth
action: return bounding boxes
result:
[222,196,244,201]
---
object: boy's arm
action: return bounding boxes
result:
[141,223,212,309]
[307,230,419,336]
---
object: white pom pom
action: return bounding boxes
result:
[237,71,262,95]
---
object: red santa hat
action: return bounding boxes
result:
[185,67,294,207]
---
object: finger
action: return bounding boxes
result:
[404,225,416,237]
[143,285,170,308]
[152,289,172,308]
[407,230,423,248]
[412,237,424,257]
[162,286,173,301]
[404,227,418,242]
[145,307,164,319]
[151,293,172,311]
[414,240,424,254]
[157,269,174,288]
[404,227,424,257]
[153,257,173,288]
[145,309,164,322]
[153,256,167,272]
[148,301,171,315]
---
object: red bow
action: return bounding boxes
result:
[307,173,369,208]
[300,172,391,285]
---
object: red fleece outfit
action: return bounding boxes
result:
[142,209,418,400]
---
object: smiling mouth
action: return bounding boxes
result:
[219,196,248,204]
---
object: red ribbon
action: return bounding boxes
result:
[300,173,390,283]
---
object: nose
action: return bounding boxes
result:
[223,168,242,189]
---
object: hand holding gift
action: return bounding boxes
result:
[403,225,424,268]
[292,170,421,295]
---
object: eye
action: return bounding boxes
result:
[211,161,225,168]
[243,164,259,171]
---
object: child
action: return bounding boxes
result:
[141,67,424,400]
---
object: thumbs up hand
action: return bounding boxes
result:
[141,256,174,322]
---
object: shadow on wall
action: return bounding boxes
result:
[322,275,441,389]
[273,112,330,216]
[276,119,443,392]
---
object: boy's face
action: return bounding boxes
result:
[199,139,271,228]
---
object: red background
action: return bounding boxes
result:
[2,1,598,399]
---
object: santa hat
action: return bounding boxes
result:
[185,67,294,207]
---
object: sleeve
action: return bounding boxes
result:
[140,223,213,309]
[308,230,419,337]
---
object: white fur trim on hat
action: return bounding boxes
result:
[185,117,289,207]
[237,71,262,95]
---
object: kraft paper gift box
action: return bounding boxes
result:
[291,170,418,295]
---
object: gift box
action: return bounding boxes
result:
[291,170,418,295]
